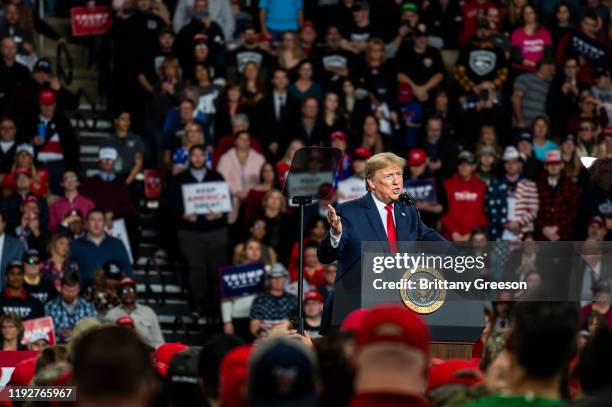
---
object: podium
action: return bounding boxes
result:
[331,260,484,359]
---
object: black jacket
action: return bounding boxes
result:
[18,112,79,170]
[164,168,229,232]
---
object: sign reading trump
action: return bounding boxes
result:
[219,262,266,299]
[71,6,113,36]
[182,182,232,214]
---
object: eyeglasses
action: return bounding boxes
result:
[579,127,594,131]
[63,175,78,182]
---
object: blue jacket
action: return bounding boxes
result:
[70,234,132,289]
[317,193,445,330]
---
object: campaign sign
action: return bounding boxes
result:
[219,262,266,299]
[0,351,39,388]
[337,177,366,203]
[21,317,56,346]
[182,181,232,214]
[71,6,113,36]
[404,178,437,204]
[144,169,163,199]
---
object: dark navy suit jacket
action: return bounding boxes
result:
[317,192,445,330]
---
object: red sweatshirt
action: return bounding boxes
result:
[441,173,487,237]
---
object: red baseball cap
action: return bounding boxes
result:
[428,359,483,391]
[544,150,562,164]
[119,277,137,288]
[340,309,369,333]
[116,315,135,327]
[355,304,430,354]
[304,290,324,303]
[39,90,56,105]
[220,345,252,407]
[353,147,373,160]
[154,342,189,377]
[408,148,427,167]
[9,357,37,386]
[22,195,39,207]
[330,130,348,142]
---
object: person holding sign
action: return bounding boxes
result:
[165,144,229,317]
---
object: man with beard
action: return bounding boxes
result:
[106,277,164,349]
[225,24,275,82]
[165,144,228,317]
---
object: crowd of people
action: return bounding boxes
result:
[0,0,611,404]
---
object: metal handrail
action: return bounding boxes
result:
[72,87,98,131]
[56,43,74,86]
[144,255,167,307]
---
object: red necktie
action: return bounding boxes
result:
[385,204,398,253]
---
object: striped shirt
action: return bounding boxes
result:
[513,73,551,127]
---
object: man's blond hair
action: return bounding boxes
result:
[365,152,406,190]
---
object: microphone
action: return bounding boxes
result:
[398,192,416,206]
[397,192,422,241]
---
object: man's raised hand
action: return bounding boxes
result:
[327,204,342,236]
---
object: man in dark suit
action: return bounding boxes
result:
[318,152,445,330]
[0,212,25,288]
[253,68,299,161]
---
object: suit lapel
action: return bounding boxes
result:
[395,202,410,242]
[362,193,389,252]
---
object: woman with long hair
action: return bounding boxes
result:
[2,142,49,198]
[222,237,269,340]
[241,61,267,107]
[260,188,292,264]
[243,162,280,224]
[214,82,251,138]
[361,115,385,154]
[288,60,322,103]
[567,90,609,133]
[560,134,581,179]
[41,232,79,291]
[531,116,559,161]
[575,118,603,158]
[321,92,348,136]
[277,31,305,74]
[171,122,206,174]
[510,5,552,74]
[1,314,27,351]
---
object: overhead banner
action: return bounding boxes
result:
[182,181,232,214]
[219,262,266,299]
[71,6,113,36]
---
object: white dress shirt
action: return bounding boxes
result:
[330,192,396,248]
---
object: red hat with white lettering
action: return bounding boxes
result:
[544,149,562,165]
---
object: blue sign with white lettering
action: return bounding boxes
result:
[219,262,266,299]
[404,178,437,204]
